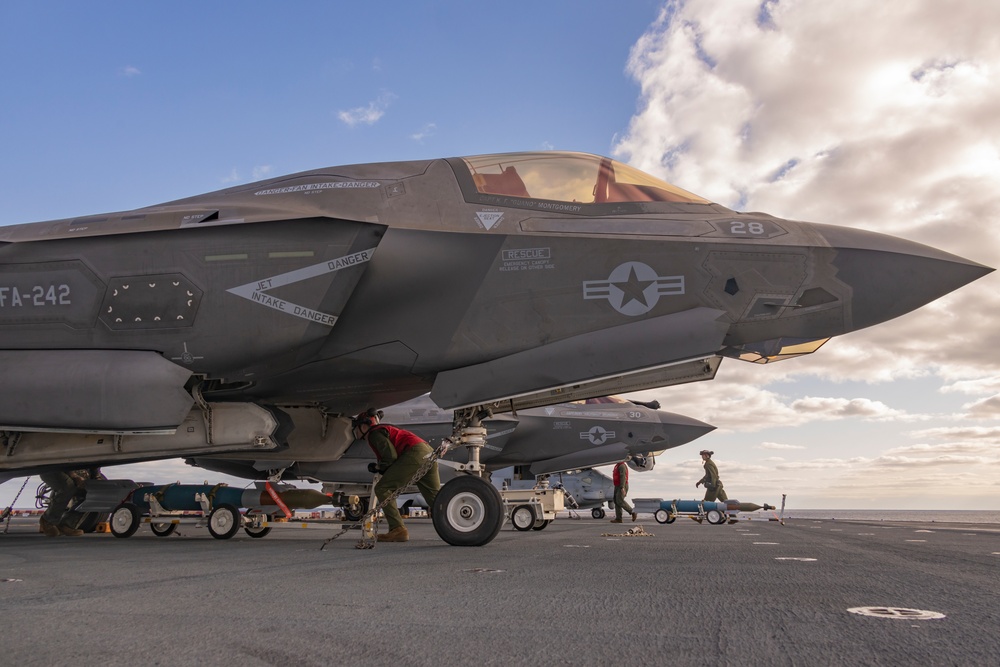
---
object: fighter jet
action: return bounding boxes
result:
[0,151,991,545]
[188,394,707,516]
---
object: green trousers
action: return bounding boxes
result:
[614,485,633,519]
[703,483,728,502]
[374,442,441,530]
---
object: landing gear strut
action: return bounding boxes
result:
[431,406,504,547]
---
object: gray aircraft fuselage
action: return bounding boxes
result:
[0,151,991,479]
[190,394,711,484]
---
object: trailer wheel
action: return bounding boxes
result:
[150,521,176,537]
[208,504,241,539]
[654,509,669,524]
[244,512,272,538]
[591,507,605,519]
[432,476,503,546]
[110,503,140,538]
[531,519,550,531]
[511,504,535,531]
[706,509,726,525]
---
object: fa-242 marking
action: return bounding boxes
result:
[0,284,71,308]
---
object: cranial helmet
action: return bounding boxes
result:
[352,409,383,430]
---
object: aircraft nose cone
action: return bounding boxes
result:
[653,411,716,449]
[813,223,993,331]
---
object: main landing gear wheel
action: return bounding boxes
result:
[207,504,241,540]
[244,511,272,538]
[706,509,726,525]
[511,504,536,531]
[150,521,177,537]
[432,476,504,547]
[531,520,550,531]
[110,502,140,538]
[591,508,606,519]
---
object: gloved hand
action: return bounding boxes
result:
[367,462,380,474]
[695,481,701,488]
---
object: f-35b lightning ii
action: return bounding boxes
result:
[0,151,990,545]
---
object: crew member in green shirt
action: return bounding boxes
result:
[696,450,728,502]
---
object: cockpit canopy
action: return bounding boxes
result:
[461,152,710,205]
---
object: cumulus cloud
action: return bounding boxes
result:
[790,397,920,422]
[614,0,1000,384]
[338,92,396,127]
[121,65,141,77]
[960,395,1000,419]
[251,165,273,180]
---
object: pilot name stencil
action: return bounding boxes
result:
[583,261,685,316]
[228,248,376,326]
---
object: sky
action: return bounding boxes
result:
[1,1,998,510]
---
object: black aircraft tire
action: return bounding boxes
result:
[591,508,605,519]
[511,504,535,531]
[150,521,177,537]
[110,503,140,538]
[432,476,503,547]
[207,504,242,540]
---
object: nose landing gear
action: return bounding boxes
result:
[431,406,504,547]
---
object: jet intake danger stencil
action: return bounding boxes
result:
[228,248,376,326]
[583,261,685,316]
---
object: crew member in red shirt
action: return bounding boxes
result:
[353,410,441,542]
[611,458,638,523]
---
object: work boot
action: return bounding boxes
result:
[631,512,638,522]
[377,526,409,542]
[58,524,84,537]
[39,516,60,537]
[609,518,623,524]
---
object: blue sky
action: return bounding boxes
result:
[2,1,999,510]
[0,1,661,223]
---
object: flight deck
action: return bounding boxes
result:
[2,515,998,665]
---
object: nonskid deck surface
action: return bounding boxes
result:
[2,516,998,666]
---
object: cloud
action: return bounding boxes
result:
[941,377,1000,395]
[960,395,1000,419]
[614,0,1000,387]
[906,427,1000,441]
[790,397,920,422]
[121,66,141,77]
[338,92,396,127]
[411,123,436,142]
[251,165,273,180]
[221,168,240,184]
[759,442,805,450]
